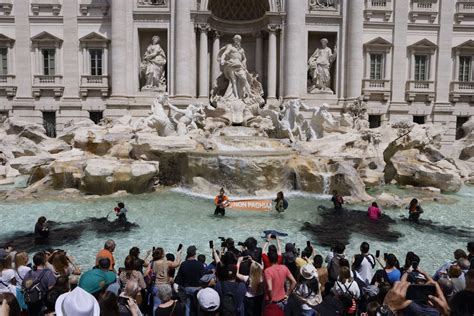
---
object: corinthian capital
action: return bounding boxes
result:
[267,24,281,33]
[196,23,211,33]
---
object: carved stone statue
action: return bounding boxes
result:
[168,102,206,136]
[140,35,166,91]
[144,94,176,136]
[308,38,337,94]
[210,34,264,125]
[344,97,369,130]
[309,0,336,10]
[262,99,312,143]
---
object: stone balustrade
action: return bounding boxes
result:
[409,0,438,22]
[32,75,64,98]
[455,1,474,23]
[80,75,109,97]
[0,74,16,97]
[364,0,393,21]
[362,79,391,100]
[406,80,435,101]
[450,81,474,101]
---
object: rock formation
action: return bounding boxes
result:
[0,96,471,201]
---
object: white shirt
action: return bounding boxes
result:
[0,269,17,296]
[15,266,31,284]
[333,280,361,299]
[357,255,375,285]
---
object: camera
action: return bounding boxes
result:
[237,241,245,247]
[412,261,419,271]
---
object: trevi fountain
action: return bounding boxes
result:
[0,34,473,269]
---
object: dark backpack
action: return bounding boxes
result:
[220,282,237,316]
[283,199,289,210]
[22,270,47,305]
[337,281,358,315]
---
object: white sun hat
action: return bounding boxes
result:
[55,286,100,316]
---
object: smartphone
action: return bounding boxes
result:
[209,240,214,249]
[177,244,183,252]
[406,284,436,302]
[117,296,128,306]
[306,241,311,248]
[384,253,388,260]
[375,250,380,258]
[412,261,419,271]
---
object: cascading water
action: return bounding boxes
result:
[321,172,331,195]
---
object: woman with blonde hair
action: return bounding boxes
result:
[236,256,264,316]
[48,250,80,278]
[14,251,31,284]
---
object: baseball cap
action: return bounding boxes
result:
[78,269,117,294]
[197,288,220,312]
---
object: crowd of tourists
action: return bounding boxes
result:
[1,234,474,316]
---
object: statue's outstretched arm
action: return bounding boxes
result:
[168,103,186,115]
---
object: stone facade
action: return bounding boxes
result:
[0,0,473,149]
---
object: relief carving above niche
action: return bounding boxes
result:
[137,0,168,6]
[308,0,337,11]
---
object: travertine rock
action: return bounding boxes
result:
[5,117,48,144]
[81,158,159,195]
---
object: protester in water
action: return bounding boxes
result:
[407,198,423,222]
[114,202,128,223]
[34,216,49,245]
[367,202,382,221]
[274,191,288,213]
[331,190,344,211]
[214,188,229,216]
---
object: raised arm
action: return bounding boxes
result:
[276,236,282,256]
[169,250,182,269]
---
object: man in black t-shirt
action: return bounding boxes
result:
[175,246,204,316]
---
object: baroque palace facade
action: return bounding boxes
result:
[0,0,473,147]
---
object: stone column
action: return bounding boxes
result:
[254,31,263,79]
[174,0,196,98]
[284,0,306,99]
[197,24,210,98]
[435,1,455,103]
[434,0,456,150]
[14,0,32,98]
[267,25,279,100]
[62,0,79,98]
[345,0,364,99]
[111,0,127,97]
[211,31,221,86]
[390,0,409,104]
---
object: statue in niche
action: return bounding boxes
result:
[210,34,264,125]
[309,0,336,10]
[308,38,337,94]
[140,35,166,91]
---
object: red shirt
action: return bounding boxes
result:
[264,264,292,302]
[262,253,283,270]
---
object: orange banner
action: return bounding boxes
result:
[227,199,273,212]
